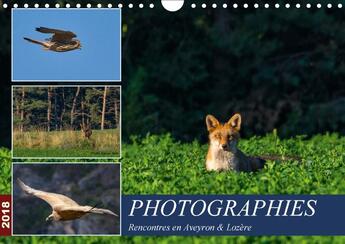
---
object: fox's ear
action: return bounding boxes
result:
[227,113,241,131]
[206,115,220,132]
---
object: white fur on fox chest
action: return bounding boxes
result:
[206,146,239,171]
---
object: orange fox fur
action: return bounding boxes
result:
[205,113,265,172]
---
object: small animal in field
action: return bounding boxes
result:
[24,27,81,52]
[205,113,265,172]
[17,179,118,222]
[80,123,92,139]
[205,113,299,172]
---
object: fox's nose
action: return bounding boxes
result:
[221,144,228,149]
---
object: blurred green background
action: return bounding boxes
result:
[1,1,345,148]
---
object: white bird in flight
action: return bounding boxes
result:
[17,178,118,222]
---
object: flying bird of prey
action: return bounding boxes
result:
[17,178,118,221]
[24,27,81,52]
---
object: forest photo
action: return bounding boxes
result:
[12,86,120,158]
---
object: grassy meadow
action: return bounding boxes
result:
[13,129,120,158]
[123,133,345,194]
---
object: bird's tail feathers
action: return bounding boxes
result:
[23,37,49,47]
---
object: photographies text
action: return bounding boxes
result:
[129,199,317,217]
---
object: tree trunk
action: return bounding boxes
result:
[15,96,20,119]
[81,99,85,127]
[15,97,20,131]
[54,88,58,130]
[60,88,65,131]
[114,90,119,128]
[101,86,108,130]
[47,87,53,132]
[20,87,25,133]
[70,86,80,127]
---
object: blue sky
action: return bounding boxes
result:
[13,9,121,81]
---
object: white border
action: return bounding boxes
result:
[11,85,122,160]
[11,162,122,236]
[2,2,344,9]
[11,8,122,82]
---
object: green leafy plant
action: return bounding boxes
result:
[123,133,345,195]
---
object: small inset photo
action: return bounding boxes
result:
[13,163,121,235]
[12,9,121,81]
[12,85,121,159]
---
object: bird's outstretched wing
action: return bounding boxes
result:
[57,205,118,217]
[17,178,79,208]
[89,207,118,217]
[35,27,77,42]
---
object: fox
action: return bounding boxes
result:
[205,113,300,172]
[206,113,267,172]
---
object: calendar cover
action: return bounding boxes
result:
[0,0,345,242]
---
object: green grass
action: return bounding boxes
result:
[13,148,116,158]
[2,133,345,242]
[123,133,345,194]
[0,148,11,194]
[13,129,120,158]
[1,236,345,243]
